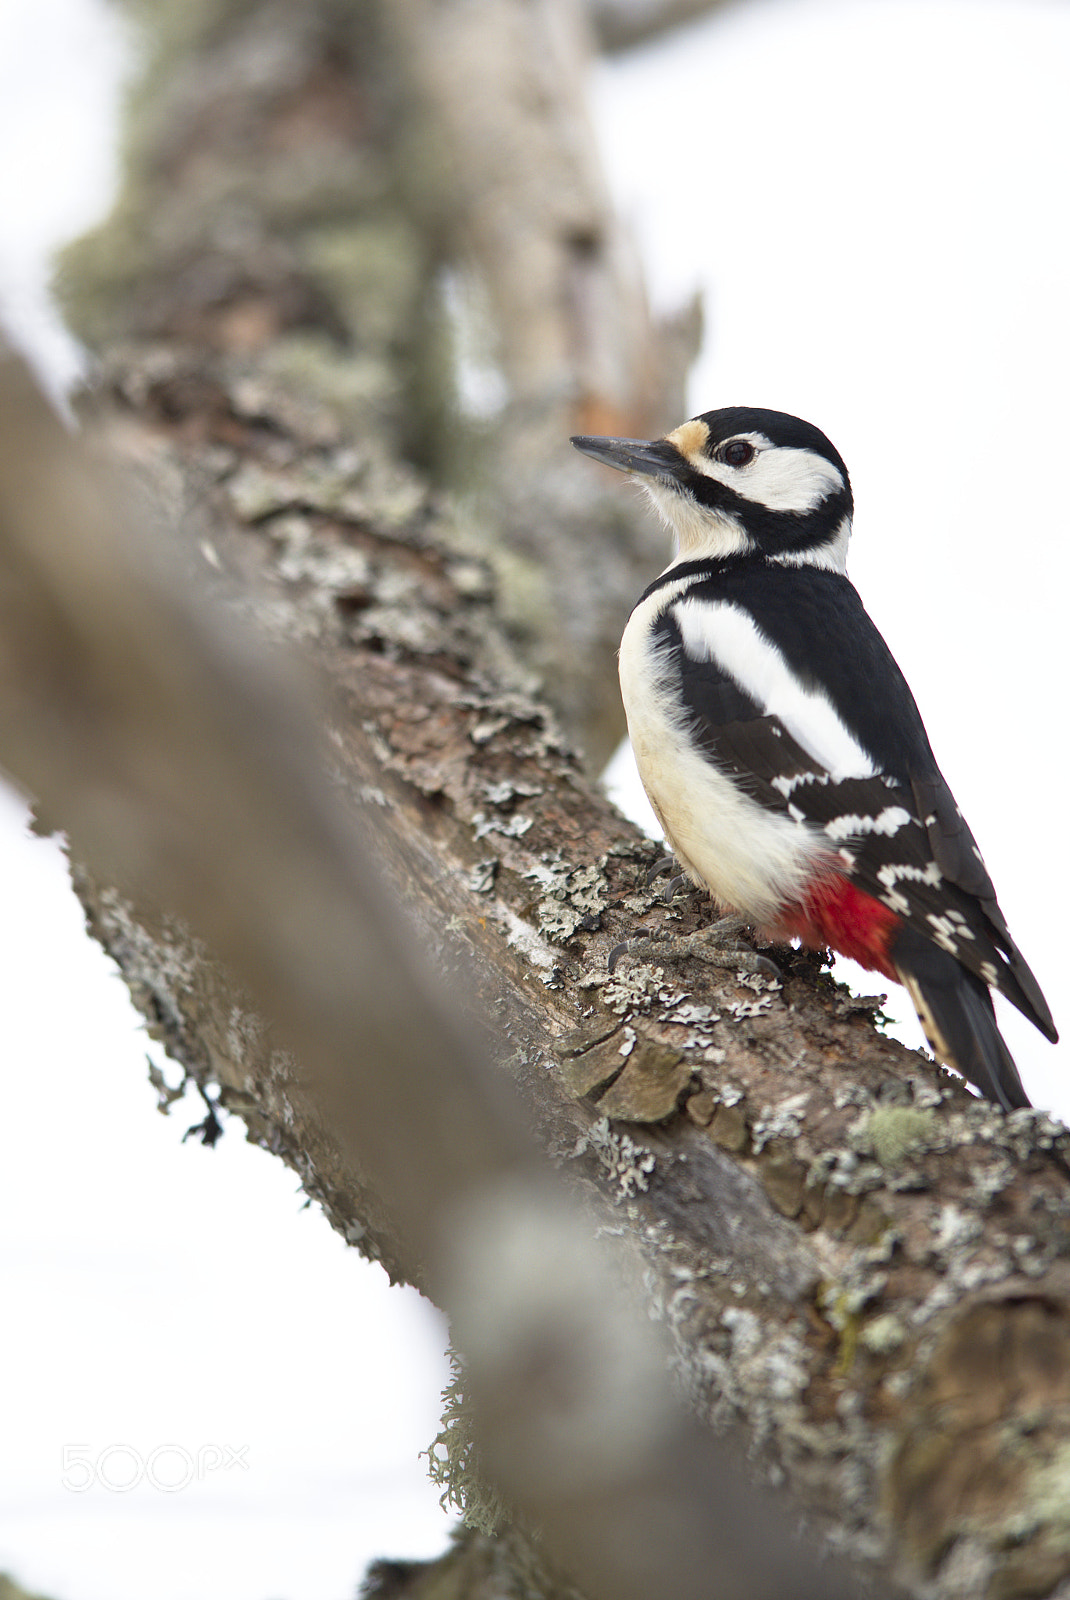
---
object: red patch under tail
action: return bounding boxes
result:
[769,873,901,981]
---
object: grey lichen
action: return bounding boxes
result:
[466,859,498,895]
[423,1350,510,1536]
[481,778,544,808]
[558,1115,656,1198]
[750,1091,811,1155]
[665,1000,722,1027]
[472,811,534,842]
[224,1002,265,1065]
[527,859,608,943]
[597,963,668,1017]
[724,994,775,1019]
[271,516,373,593]
[698,1305,810,1444]
[83,883,207,1053]
[930,1202,983,1256]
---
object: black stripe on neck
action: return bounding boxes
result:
[634,556,755,610]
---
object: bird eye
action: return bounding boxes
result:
[722,440,754,467]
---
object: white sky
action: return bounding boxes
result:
[0,1,1067,1597]
[0,0,123,391]
[0,776,454,1600]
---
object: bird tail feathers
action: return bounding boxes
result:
[894,927,1030,1113]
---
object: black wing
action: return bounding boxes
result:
[653,598,1056,1041]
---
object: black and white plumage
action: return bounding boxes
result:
[572,406,1057,1110]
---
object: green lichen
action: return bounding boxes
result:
[863,1106,938,1167]
[306,218,424,350]
[1022,1441,1070,1541]
[859,1311,908,1356]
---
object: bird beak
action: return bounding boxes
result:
[570,434,688,484]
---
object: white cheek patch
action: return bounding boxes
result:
[738,444,844,511]
[673,598,876,780]
[682,432,845,515]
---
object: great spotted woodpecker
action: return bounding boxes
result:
[572,407,1057,1111]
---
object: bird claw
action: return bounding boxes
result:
[606,939,631,976]
[607,930,667,975]
[643,856,691,902]
[645,856,676,886]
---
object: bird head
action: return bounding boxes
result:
[571,406,853,570]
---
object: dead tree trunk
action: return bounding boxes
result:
[8,2,1065,1597]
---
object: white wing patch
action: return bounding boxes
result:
[673,597,876,781]
[878,860,943,889]
[823,806,912,841]
[877,858,944,916]
[772,770,830,799]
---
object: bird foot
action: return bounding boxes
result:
[685,916,783,982]
[608,915,782,982]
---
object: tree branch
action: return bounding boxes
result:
[0,346,894,1600]
[587,0,739,55]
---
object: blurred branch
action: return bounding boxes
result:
[380,0,701,765]
[586,0,739,54]
[0,350,519,1271]
[61,0,699,768]
[0,348,884,1600]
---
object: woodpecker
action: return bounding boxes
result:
[572,406,1057,1111]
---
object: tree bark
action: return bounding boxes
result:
[20,2,1070,1597]
[1,342,882,1600]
